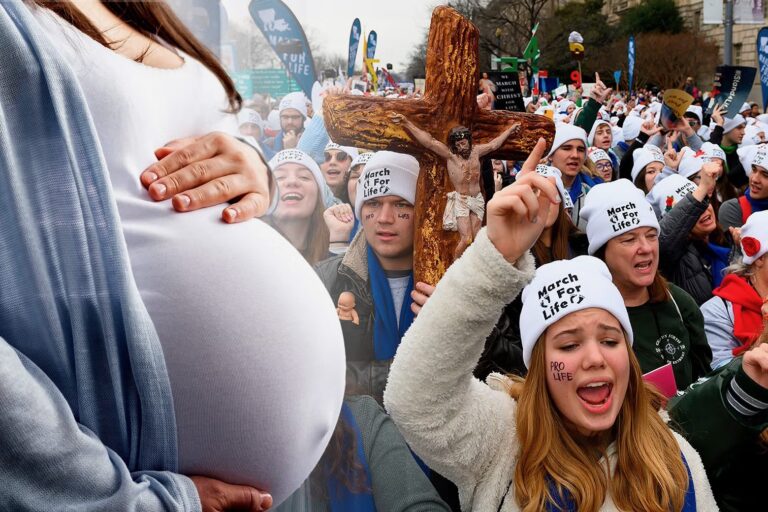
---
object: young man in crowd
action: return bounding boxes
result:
[315,151,419,405]
[709,105,749,187]
[263,91,307,157]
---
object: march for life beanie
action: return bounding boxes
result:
[646,174,698,218]
[519,256,634,368]
[354,151,420,219]
[580,179,660,255]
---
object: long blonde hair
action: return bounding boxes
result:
[509,336,688,512]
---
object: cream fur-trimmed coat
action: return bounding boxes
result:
[384,228,718,511]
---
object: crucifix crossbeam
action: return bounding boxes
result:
[324,6,555,284]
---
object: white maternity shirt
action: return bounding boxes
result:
[33,7,345,505]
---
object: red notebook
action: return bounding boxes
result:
[642,363,678,399]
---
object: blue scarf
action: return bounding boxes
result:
[327,403,376,512]
[0,0,176,472]
[704,243,731,287]
[744,188,768,213]
[348,217,360,242]
[367,246,414,360]
[567,172,602,203]
[545,452,696,511]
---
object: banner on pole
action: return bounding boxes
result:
[734,0,764,24]
[613,70,622,87]
[702,0,723,24]
[628,36,635,94]
[347,18,361,78]
[366,31,378,60]
[707,65,758,117]
[758,27,768,112]
[249,0,317,98]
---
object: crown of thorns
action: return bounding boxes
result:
[448,127,472,144]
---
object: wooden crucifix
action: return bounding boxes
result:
[323,6,555,285]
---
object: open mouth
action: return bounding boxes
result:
[634,260,653,273]
[699,212,713,225]
[326,168,341,177]
[576,381,613,411]
[281,192,304,202]
[376,231,397,240]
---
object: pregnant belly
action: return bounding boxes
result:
[122,206,345,505]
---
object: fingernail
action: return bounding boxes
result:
[177,194,190,208]
[225,208,238,222]
[151,183,166,197]
[145,171,158,183]
[261,494,273,509]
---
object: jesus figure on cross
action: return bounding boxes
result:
[389,112,519,258]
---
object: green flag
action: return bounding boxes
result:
[522,23,540,72]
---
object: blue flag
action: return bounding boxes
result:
[613,70,622,87]
[628,36,635,94]
[249,0,317,98]
[347,18,361,77]
[366,31,378,60]
[758,27,768,112]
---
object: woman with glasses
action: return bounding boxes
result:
[587,148,615,182]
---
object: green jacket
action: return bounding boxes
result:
[627,283,712,389]
[669,359,768,512]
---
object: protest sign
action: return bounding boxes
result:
[486,71,525,111]
[707,65,757,117]
[758,27,768,112]
[660,89,694,130]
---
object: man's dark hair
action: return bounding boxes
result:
[448,126,472,147]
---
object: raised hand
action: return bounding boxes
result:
[743,343,768,390]
[641,119,663,138]
[698,162,719,197]
[323,203,355,242]
[589,73,613,105]
[711,103,724,127]
[486,138,560,263]
[141,132,272,223]
[664,139,682,170]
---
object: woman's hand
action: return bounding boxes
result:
[640,119,663,138]
[743,343,768,390]
[141,132,273,223]
[323,203,355,242]
[663,139,682,170]
[589,73,613,105]
[711,103,724,127]
[411,281,435,316]
[494,171,503,192]
[486,138,560,264]
[190,475,272,512]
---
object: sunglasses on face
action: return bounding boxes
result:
[324,151,350,163]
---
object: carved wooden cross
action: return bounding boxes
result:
[324,6,554,284]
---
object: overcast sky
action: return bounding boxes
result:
[221,0,445,69]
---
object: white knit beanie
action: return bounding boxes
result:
[269,149,324,189]
[519,256,634,368]
[587,148,611,164]
[278,92,308,118]
[646,174,698,218]
[351,152,375,169]
[740,102,752,114]
[723,114,747,134]
[324,141,360,161]
[547,123,588,157]
[354,151,420,218]
[622,116,643,142]
[677,154,705,180]
[588,119,611,146]
[686,105,703,124]
[631,146,665,182]
[738,145,763,172]
[740,210,768,264]
[581,179,660,254]
[533,165,574,210]
[753,146,768,171]
[238,108,264,128]
[699,142,726,162]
